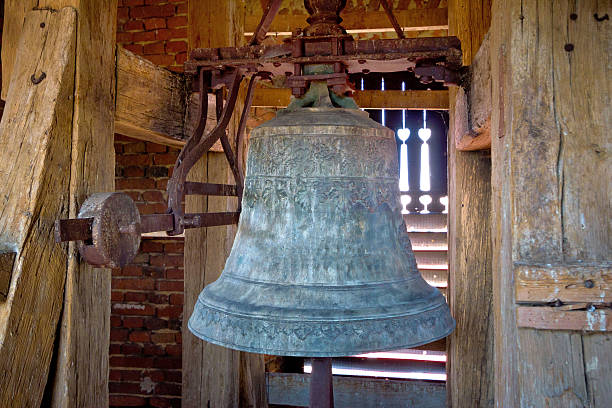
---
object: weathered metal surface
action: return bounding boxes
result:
[55,217,93,243]
[184,182,238,196]
[188,106,455,356]
[76,192,141,268]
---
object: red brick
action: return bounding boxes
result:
[111,315,122,327]
[169,28,187,38]
[166,16,187,28]
[123,141,146,153]
[147,293,169,304]
[123,166,145,177]
[114,143,124,154]
[123,44,144,55]
[131,5,163,18]
[175,332,182,344]
[129,330,151,342]
[155,179,168,189]
[121,343,143,355]
[123,316,144,328]
[133,31,156,42]
[165,40,186,53]
[165,268,183,280]
[144,17,167,30]
[132,252,150,264]
[124,0,145,5]
[110,344,122,355]
[141,240,163,252]
[116,369,143,381]
[111,328,129,342]
[144,317,168,330]
[146,142,167,153]
[143,41,165,55]
[150,397,182,408]
[150,255,183,268]
[113,278,155,290]
[123,20,144,31]
[117,7,130,21]
[156,305,182,319]
[143,344,165,356]
[164,370,182,383]
[117,32,134,43]
[120,265,143,276]
[165,344,181,357]
[110,382,143,395]
[117,154,151,166]
[163,242,184,252]
[123,191,142,202]
[111,291,124,302]
[153,152,178,165]
[124,292,147,302]
[115,134,138,142]
[153,357,181,369]
[137,202,168,215]
[146,54,175,67]
[160,4,176,16]
[174,52,187,65]
[167,319,181,331]
[143,266,165,279]
[109,369,122,381]
[156,382,181,396]
[176,3,187,14]
[145,370,166,382]
[116,178,155,190]
[109,395,146,407]
[113,303,155,316]
[142,190,164,202]
[150,332,176,344]
[169,293,183,305]
[154,28,172,41]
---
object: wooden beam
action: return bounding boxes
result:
[0,0,38,101]
[267,373,446,407]
[515,263,612,304]
[491,0,611,405]
[447,1,494,407]
[0,8,76,406]
[253,88,449,110]
[183,2,267,407]
[454,33,491,151]
[517,307,612,332]
[40,0,118,406]
[245,8,448,34]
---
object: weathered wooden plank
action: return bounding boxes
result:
[267,373,446,408]
[183,2,267,407]
[115,46,188,147]
[454,32,491,151]
[253,88,449,110]
[517,307,612,332]
[41,1,118,406]
[0,8,76,406]
[245,7,448,34]
[447,1,494,407]
[491,0,611,405]
[0,0,38,100]
[515,263,612,304]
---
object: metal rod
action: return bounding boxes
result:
[309,358,334,408]
[140,214,174,234]
[380,0,405,39]
[54,218,93,243]
[182,212,240,228]
[249,0,283,45]
[184,182,238,196]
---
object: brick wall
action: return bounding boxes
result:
[112,1,187,407]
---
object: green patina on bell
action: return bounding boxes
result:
[188,83,455,356]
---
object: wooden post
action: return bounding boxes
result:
[0,8,76,406]
[183,1,267,407]
[490,0,611,405]
[446,1,494,407]
[36,0,118,406]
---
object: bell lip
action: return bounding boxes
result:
[188,301,456,357]
[188,318,455,357]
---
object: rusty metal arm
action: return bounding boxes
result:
[249,0,283,45]
[379,0,405,39]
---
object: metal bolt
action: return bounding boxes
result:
[358,59,366,64]
[570,13,578,20]
[584,279,595,288]
[564,43,574,52]
[40,22,46,28]
[273,62,282,67]
[361,69,370,74]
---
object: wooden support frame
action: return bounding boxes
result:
[0,8,77,406]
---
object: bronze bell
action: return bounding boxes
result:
[188,89,455,356]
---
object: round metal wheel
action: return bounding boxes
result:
[77,192,141,268]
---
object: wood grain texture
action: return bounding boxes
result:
[517,307,612,332]
[40,1,118,406]
[454,32,491,151]
[183,1,267,407]
[0,8,76,406]
[0,0,38,100]
[253,88,449,110]
[115,46,188,147]
[447,1,494,407]
[491,0,611,406]
[515,262,612,304]
[267,373,446,408]
[245,7,448,34]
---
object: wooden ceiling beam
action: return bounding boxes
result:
[245,7,448,34]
